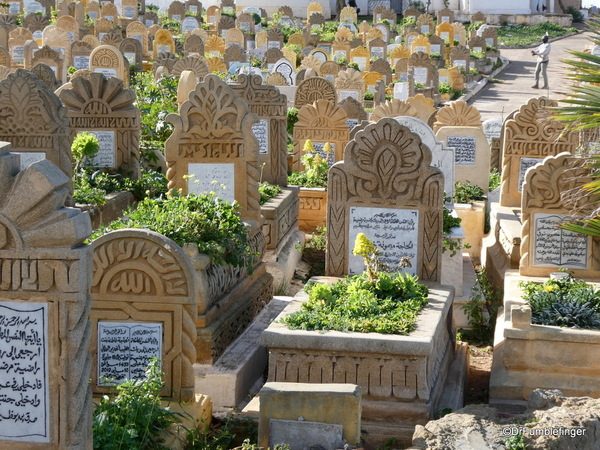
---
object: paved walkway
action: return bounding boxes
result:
[468,32,592,122]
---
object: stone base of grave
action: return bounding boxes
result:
[264,230,305,292]
[196,264,274,364]
[452,254,479,330]
[490,272,600,405]
[77,190,136,229]
[455,200,486,259]
[480,202,521,290]
[441,223,465,297]
[260,279,468,449]
[194,297,292,414]
[164,394,213,450]
[297,187,327,233]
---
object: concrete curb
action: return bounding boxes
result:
[457,56,511,103]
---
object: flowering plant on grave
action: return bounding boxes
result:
[287,139,330,188]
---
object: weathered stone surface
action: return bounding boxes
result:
[0,141,93,449]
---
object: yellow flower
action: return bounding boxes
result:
[544,285,554,292]
[353,233,377,258]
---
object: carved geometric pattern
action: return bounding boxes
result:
[0,143,93,449]
[101,29,123,46]
[205,56,227,73]
[326,118,443,281]
[31,62,60,91]
[520,153,599,277]
[171,55,209,80]
[91,229,197,401]
[153,51,179,73]
[265,72,288,86]
[58,72,140,177]
[294,76,337,109]
[433,100,481,131]
[0,68,72,183]
[165,74,261,223]
[370,99,418,122]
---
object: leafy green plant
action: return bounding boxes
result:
[438,81,454,95]
[442,201,470,257]
[347,62,360,71]
[183,415,258,450]
[91,192,254,268]
[288,140,330,188]
[286,107,299,136]
[93,358,180,450]
[458,268,502,346]
[520,275,600,329]
[258,181,282,205]
[469,51,485,60]
[414,82,426,89]
[71,132,100,171]
[430,52,441,59]
[504,434,528,450]
[497,22,572,46]
[282,271,428,334]
[566,5,583,23]
[489,168,501,191]
[454,180,486,204]
[363,91,374,100]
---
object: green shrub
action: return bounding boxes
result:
[489,168,501,191]
[93,358,179,450]
[258,182,282,205]
[520,275,600,329]
[282,272,429,334]
[454,180,486,204]
[566,5,584,23]
[363,91,374,100]
[286,107,299,136]
[91,192,253,268]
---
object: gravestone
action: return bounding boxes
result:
[186,0,202,14]
[319,60,339,83]
[224,44,245,67]
[185,33,204,57]
[368,37,387,62]
[370,99,417,122]
[453,23,467,46]
[349,45,369,71]
[338,96,367,131]
[31,61,61,90]
[119,37,143,70]
[121,0,138,20]
[389,45,410,67]
[231,73,288,186]
[416,13,434,35]
[0,69,72,186]
[168,0,185,21]
[522,154,590,269]
[272,57,295,86]
[450,45,470,72]
[294,75,336,109]
[436,21,454,44]
[154,29,175,54]
[437,7,454,24]
[71,40,93,70]
[225,28,244,49]
[171,56,209,80]
[483,118,502,142]
[94,18,114,41]
[23,13,49,38]
[409,51,437,89]
[406,94,435,124]
[218,16,236,39]
[90,229,197,400]
[8,27,31,65]
[32,45,65,84]
[500,97,577,208]
[468,36,487,54]
[520,153,600,278]
[0,141,93,448]
[394,116,455,199]
[292,99,349,171]
[205,35,225,56]
[206,5,221,25]
[165,74,261,224]
[326,118,444,281]
[58,72,141,178]
[101,29,123,47]
[56,14,79,43]
[89,44,127,83]
[236,12,254,34]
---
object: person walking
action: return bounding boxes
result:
[532,33,551,89]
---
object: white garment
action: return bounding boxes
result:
[533,42,551,63]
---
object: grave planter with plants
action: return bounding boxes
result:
[452,180,487,258]
[91,191,273,364]
[288,140,330,233]
[490,272,600,403]
[261,236,460,448]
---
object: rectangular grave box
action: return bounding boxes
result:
[261,278,456,448]
[296,187,327,233]
[490,272,600,403]
[261,187,300,251]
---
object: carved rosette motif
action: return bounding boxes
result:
[171,55,209,79]
[433,100,482,131]
[91,229,197,401]
[294,76,337,109]
[519,153,598,274]
[0,144,93,449]
[326,119,443,281]
[370,99,418,122]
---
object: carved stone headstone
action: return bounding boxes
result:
[58,72,141,178]
[292,99,349,171]
[0,69,72,184]
[90,229,197,400]
[500,97,577,207]
[326,118,444,281]
[71,40,93,70]
[185,33,204,57]
[31,60,61,90]
[230,74,288,186]
[338,96,367,131]
[89,44,127,83]
[0,141,93,449]
[165,74,261,224]
[168,0,185,21]
[119,37,143,70]
[294,76,336,109]
[171,55,209,80]
[520,153,600,278]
